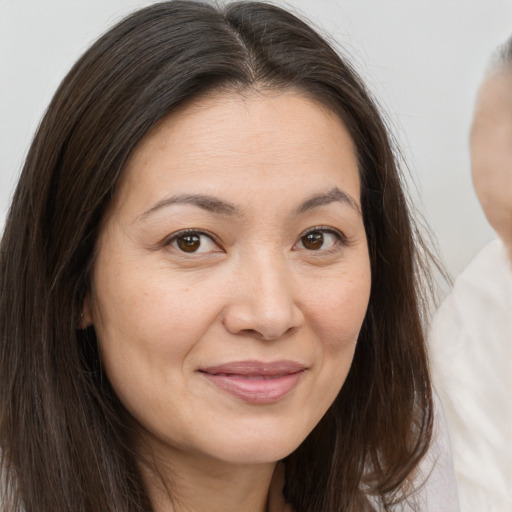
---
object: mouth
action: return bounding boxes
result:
[199,360,307,404]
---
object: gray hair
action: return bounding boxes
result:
[488,35,512,74]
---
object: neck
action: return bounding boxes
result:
[139,450,277,512]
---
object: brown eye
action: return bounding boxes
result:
[176,233,201,253]
[170,231,219,254]
[295,229,341,252]
[301,231,324,250]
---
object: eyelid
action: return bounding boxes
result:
[294,226,349,250]
[164,228,223,253]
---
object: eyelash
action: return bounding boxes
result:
[294,226,348,253]
[164,226,348,256]
[165,229,222,254]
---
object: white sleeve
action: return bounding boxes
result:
[405,394,460,512]
[428,241,512,511]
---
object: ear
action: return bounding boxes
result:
[80,294,94,328]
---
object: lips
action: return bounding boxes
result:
[199,361,307,404]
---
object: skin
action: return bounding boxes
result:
[84,90,371,512]
[471,67,512,262]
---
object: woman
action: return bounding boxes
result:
[0,2,457,511]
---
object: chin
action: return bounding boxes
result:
[203,424,311,466]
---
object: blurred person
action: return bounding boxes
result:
[429,37,512,512]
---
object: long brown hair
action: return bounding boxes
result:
[0,2,433,511]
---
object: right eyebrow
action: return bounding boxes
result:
[137,194,242,221]
[296,187,361,216]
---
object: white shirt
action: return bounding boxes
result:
[366,392,459,512]
[430,239,512,512]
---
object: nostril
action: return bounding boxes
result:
[223,310,302,341]
[237,326,297,341]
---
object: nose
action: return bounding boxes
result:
[222,253,305,341]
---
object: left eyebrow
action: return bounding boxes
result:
[296,187,361,215]
[137,193,242,221]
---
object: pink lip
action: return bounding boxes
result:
[199,360,307,404]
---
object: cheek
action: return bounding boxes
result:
[305,266,371,351]
[92,277,216,421]
[299,263,371,414]
[300,276,370,429]
[306,273,369,414]
[94,256,215,338]
[92,265,231,403]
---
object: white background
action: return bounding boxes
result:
[1,0,511,282]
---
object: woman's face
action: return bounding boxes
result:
[86,90,371,467]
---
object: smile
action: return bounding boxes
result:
[199,361,307,404]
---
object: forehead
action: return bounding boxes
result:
[130,89,355,161]
[472,69,512,130]
[471,70,512,155]
[114,90,360,211]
